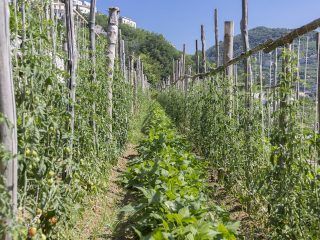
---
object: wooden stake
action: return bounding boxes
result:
[296,38,301,100]
[224,21,234,78]
[201,25,206,73]
[214,8,219,66]
[224,21,234,115]
[65,0,78,157]
[89,0,97,150]
[182,44,186,76]
[121,39,126,77]
[129,55,134,114]
[106,7,120,141]
[0,1,18,239]
[273,48,278,112]
[317,33,320,131]
[241,0,252,107]
[195,40,200,82]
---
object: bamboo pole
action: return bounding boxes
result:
[182,44,186,76]
[195,39,200,82]
[296,38,301,100]
[106,7,120,141]
[172,58,175,82]
[214,8,219,66]
[185,65,192,93]
[129,55,134,114]
[134,70,137,111]
[201,25,206,73]
[141,62,144,87]
[137,56,141,87]
[65,0,77,158]
[273,48,278,112]
[302,36,309,124]
[50,1,57,66]
[121,39,126,77]
[0,1,18,239]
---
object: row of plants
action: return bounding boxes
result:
[1,1,134,239]
[158,49,320,239]
[122,103,239,239]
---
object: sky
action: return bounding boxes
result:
[96,0,320,54]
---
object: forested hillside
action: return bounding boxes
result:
[207,26,317,62]
[207,26,318,91]
[96,13,194,85]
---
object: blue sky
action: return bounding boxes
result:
[96,0,320,53]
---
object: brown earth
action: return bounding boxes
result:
[69,144,138,240]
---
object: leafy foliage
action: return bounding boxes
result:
[1,1,133,239]
[122,104,238,239]
[158,49,320,239]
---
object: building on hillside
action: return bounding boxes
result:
[53,0,94,18]
[119,16,137,29]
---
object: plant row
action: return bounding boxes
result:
[158,49,320,239]
[1,2,133,239]
[122,103,238,239]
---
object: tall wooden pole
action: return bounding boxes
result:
[50,1,57,66]
[273,48,278,112]
[214,8,219,66]
[65,0,77,156]
[317,33,320,131]
[201,25,207,73]
[195,40,200,78]
[224,21,234,115]
[129,55,134,114]
[137,56,141,87]
[241,0,252,108]
[89,0,97,149]
[182,44,186,76]
[224,21,234,78]
[106,7,120,141]
[172,58,175,82]
[121,39,126,77]
[0,1,18,239]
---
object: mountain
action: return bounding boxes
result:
[208,26,317,62]
[207,26,318,91]
[95,12,192,85]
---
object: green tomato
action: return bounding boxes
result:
[32,150,38,157]
[47,178,54,186]
[41,234,47,240]
[25,148,31,157]
[36,208,42,215]
[48,171,55,177]
[64,147,71,155]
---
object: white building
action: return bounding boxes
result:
[53,0,93,18]
[119,17,137,29]
[74,0,91,14]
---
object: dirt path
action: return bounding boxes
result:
[69,144,138,240]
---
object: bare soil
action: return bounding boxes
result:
[70,144,138,240]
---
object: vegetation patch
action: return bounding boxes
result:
[121,104,239,239]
